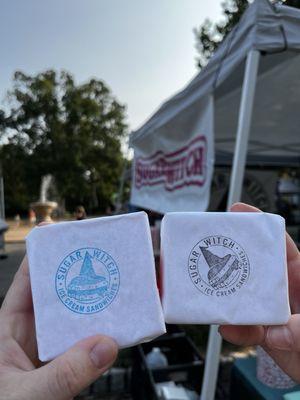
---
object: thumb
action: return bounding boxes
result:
[28,335,118,400]
[265,314,300,351]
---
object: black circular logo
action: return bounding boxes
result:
[188,235,250,297]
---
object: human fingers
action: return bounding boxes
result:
[264,314,300,351]
[230,202,261,213]
[219,325,265,346]
[285,234,300,313]
[230,202,300,312]
[27,335,118,400]
[219,315,300,383]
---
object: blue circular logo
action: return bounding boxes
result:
[55,247,120,314]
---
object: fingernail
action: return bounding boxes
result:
[266,326,293,350]
[90,339,117,368]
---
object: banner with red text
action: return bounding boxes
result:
[130,95,214,213]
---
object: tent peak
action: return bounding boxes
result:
[130,0,299,146]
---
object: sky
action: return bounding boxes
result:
[0,0,223,135]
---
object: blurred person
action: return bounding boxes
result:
[14,214,21,228]
[74,205,87,220]
[28,208,36,225]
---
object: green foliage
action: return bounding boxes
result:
[0,70,128,215]
[194,0,300,68]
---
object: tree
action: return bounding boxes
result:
[0,70,127,215]
[194,0,300,68]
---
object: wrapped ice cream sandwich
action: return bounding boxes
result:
[161,212,291,325]
[26,212,165,361]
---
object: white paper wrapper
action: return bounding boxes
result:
[161,212,291,325]
[26,212,166,361]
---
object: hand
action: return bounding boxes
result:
[0,256,118,400]
[219,202,300,382]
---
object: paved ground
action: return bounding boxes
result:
[1,221,45,300]
[5,220,33,243]
[0,242,25,301]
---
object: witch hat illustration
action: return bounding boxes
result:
[200,247,240,289]
[67,252,108,301]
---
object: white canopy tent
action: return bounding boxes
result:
[131,0,300,159]
[130,0,300,398]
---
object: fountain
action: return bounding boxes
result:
[31,175,58,223]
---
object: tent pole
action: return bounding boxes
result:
[200,49,260,400]
[226,49,260,207]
